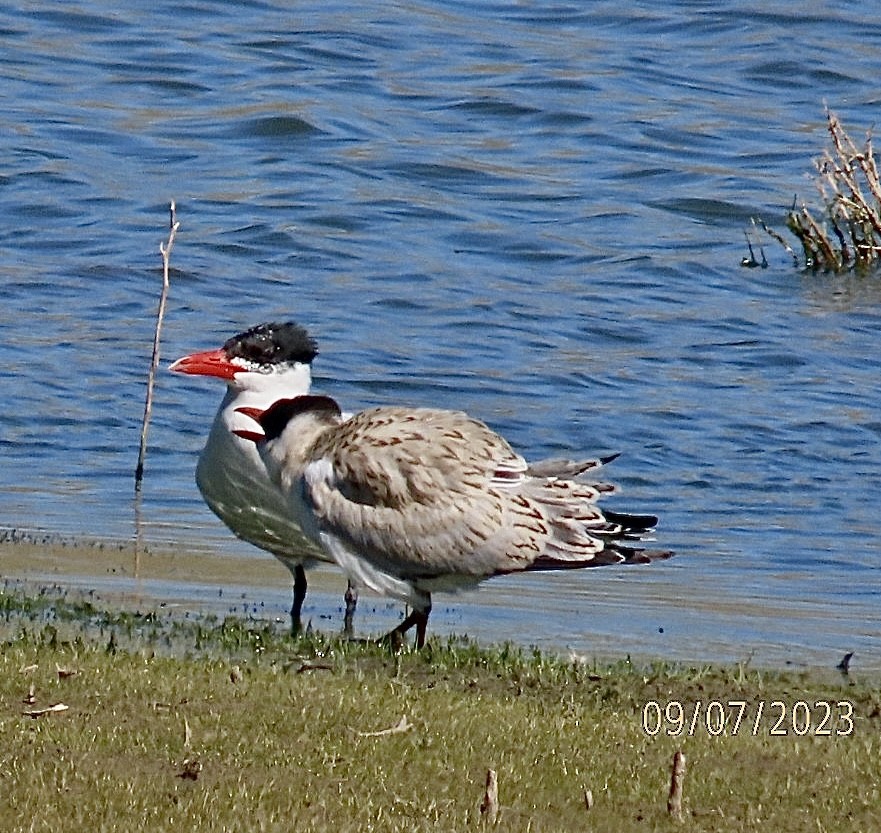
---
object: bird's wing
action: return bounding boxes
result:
[302,407,531,578]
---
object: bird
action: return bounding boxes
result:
[233,393,672,649]
[169,322,358,635]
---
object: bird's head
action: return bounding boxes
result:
[169,321,318,396]
[232,396,343,445]
[232,396,343,481]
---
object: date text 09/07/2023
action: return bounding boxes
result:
[642,700,854,737]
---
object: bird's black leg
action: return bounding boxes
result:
[343,580,358,638]
[413,602,430,650]
[380,595,431,650]
[290,564,307,636]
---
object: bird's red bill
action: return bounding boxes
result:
[231,406,266,444]
[235,406,264,422]
[232,428,265,444]
[169,348,239,380]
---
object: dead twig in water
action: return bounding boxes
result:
[755,216,798,267]
[135,201,179,492]
[759,110,881,272]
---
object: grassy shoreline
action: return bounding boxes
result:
[3,533,872,674]
[1,587,878,832]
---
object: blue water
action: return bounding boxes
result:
[2,1,880,668]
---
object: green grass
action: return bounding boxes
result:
[0,589,878,832]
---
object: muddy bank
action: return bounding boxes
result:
[1,533,874,672]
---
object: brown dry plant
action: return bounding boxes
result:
[781,110,881,272]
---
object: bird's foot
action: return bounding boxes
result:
[289,617,312,639]
[377,608,430,651]
[376,629,407,653]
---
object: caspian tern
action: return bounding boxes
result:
[169,322,357,635]
[234,394,671,649]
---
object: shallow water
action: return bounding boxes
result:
[1,1,880,669]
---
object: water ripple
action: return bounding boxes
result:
[0,0,879,667]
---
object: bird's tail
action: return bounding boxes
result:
[526,453,620,480]
[519,475,672,571]
[528,544,673,571]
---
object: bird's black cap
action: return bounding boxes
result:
[223,322,318,367]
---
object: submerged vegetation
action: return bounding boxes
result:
[755,110,881,273]
[1,588,879,832]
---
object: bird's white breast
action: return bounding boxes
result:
[196,389,326,565]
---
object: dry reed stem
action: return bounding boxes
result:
[667,749,686,821]
[356,716,412,737]
[480,768,499,824]
[766,110,881,272]
[802,204,841,268]
[22,703,69,718]
[135,201,179,492]
[583,786,594,811]
[755,218,797,266]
